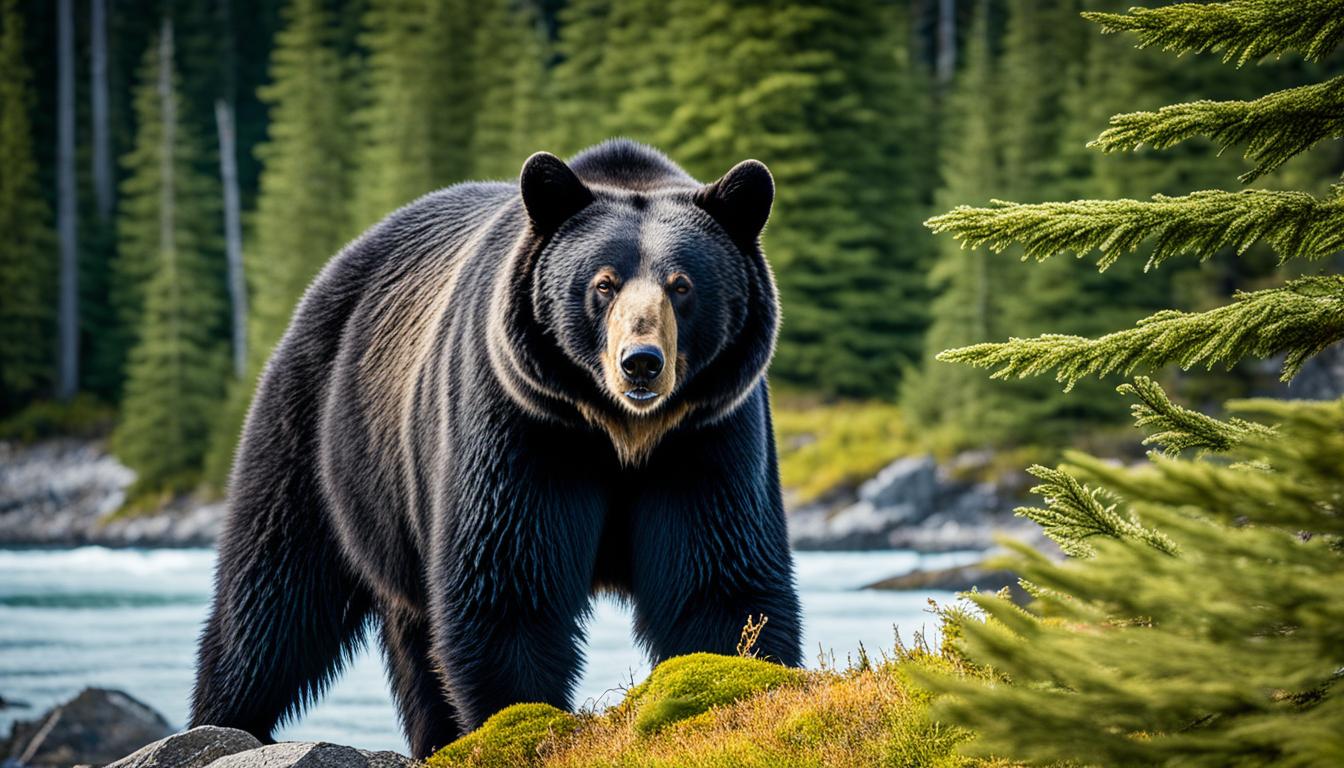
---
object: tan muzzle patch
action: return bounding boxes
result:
[602,278,677,413]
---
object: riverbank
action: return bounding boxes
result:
[0,439,1037,552]
[0,546,973,754]
[0,441,220,547]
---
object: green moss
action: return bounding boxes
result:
[427,703,578,768]
[624,653,807,735]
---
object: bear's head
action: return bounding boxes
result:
[490,141,778,465]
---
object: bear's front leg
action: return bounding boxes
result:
[425,437,608,731]
[629,386,803,667]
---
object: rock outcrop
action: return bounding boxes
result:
[0,441,222,547]
[104,732,413,768]
[104,727,262,768]
[2,700,416,768]
[789,454,1040,551]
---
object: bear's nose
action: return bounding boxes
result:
[620,345,664,383]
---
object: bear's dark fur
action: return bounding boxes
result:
[190,140,802,758]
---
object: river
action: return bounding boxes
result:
[0,547,976,753]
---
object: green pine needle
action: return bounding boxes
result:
[1118,375,1276,454]
[1090,75,1344,182]
[1083,0,1344,66]
[1015,464,1179,557]
[937,276,1344,390]
[925,190,1344,270]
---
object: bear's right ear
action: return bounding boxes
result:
[694,159,774,249]
[520,152,594,234]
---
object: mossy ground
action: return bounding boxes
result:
[427,650,1014,768]
[429,703,579,768]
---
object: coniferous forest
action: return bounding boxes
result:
[0,0,1341,495]
[3,1,1344,765]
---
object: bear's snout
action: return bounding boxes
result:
[603,278,677,411]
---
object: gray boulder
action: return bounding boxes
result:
[856,455,937,511]
[206,743,412,768]
[789,453,1032,550]
[2,688,172,767]
[104,727,261,768]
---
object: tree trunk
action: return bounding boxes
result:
[216,99,246,378]
[936,0,957,88]
[56,0,78,401]
[216,0,246,378]
[90,0,113,221]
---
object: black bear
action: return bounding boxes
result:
[190,140,802,758]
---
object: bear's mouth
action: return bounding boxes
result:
[624,387,660,402]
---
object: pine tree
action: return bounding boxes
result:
[469,0,550,180]
[548,0,614,154]
[204,0,354,487]
[550,0,676,154]
[660,0,935,397]
[113,18,227,498]
[348,0,475,229]
[0,0,54,412]
[591,0,672,146]
[917,1,1344,764]
[995,0,1157,441]
[246,0,354,365]
[902,2,1026,442]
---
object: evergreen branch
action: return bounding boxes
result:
[937,276,1344,390]
[1082,0,1344,66]
[1015,465,1179,558]
[1117,376,1275,454]
[925,191,1344,270]
[1090,76,1344,182]
[1064,450,1341,533]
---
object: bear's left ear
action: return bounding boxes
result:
[520,152,594,233]
[693,159,774,248]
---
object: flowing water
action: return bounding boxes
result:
[0,547,977,753]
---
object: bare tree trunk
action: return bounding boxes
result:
[90,0,113,220]
[56,0,78,401]
[936,0,957,88]
[216,99,246,377]
[216,0,246,378]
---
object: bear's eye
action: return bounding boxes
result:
[669,275,692,296]
[595,277,614,294]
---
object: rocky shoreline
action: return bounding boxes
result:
[0,441,221,548]
[1,689,411,768]
[0,439,1036,552]
[788,453,1042,552]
